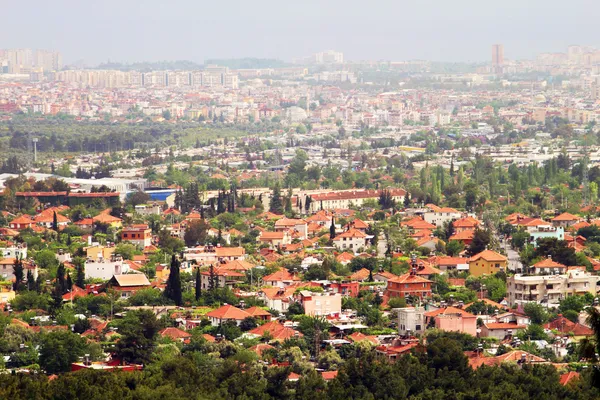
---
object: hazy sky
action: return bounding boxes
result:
[2,0,598,65]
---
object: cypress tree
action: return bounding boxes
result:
[330,218,336,240]
[269,182,283,214]
[75,264,85,289]
[66,273,73,291]
[26,270,35,291]
[195,268,201,301]
[56,263,67,294]
[52,211,59,231]
[12,258,24,291]
[165,255,182,306]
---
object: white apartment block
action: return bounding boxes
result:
[507,270,599,306]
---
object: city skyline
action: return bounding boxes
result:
[2,0,600,65]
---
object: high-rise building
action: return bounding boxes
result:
[492,44,504,72]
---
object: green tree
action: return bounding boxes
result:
[269,182,283,214]
[39,330,88,374]
[467,228,491,256]
[165,255,182,306]
[114,309,161,364]
[195,268,201,301]
[446,240,464,257]
[524,302,550,324]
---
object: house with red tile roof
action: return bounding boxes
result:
[385,272,432,299]
[559,371,580,386]
[401,217,436,231]
[347,331,378,345]
[431,256,469,272]
[200,267,245,290]
[259,286,296,313]
[424,306,477,336]
[332,228,369,252]
[480,322,525,340]
[336,252,355,265]
[448,230,475,245]
[248,320,301,342]
[245,306,272,322]
[349,268,371,282]
[9,215,34,230]
[263,268,301,288]
[544,315,593,337]
[159,327,192,342]
[552,212,580,228]
[467,350,548,369]
[423,206,462,228]
[452,216,480,232]
[206,304,250,326]
[468,250,507,277]
[532,257,567,274]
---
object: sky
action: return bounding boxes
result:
[2,0,598,65]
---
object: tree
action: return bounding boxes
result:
[75,264,85,288]
[127,191,151,207]
[330,218,336,240]
[114,309,161,364]
[195,268,201,301]
[165,255,182,306]
[524,302,550,324]
[52,211,58,231]
[467,228,491,256]
[446,240,464,257]
[12,258,24,291]
[184,219,209,247]
[511,229,531,251]
[240,317,258,331]
[39,330,88,374]
[269,182,283,214]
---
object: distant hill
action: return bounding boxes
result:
[204,58,289,69]
[92,60,202,71]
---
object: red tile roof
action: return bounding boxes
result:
[206,304,250,321]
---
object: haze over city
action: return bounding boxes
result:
[2,0,600,64]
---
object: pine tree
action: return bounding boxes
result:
[12,258,24,291]
[195,268,201,301]
[165,255,182,306]
[330,218,336,240]
[269,182,283,214]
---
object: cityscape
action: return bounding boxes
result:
[3,2,600,399]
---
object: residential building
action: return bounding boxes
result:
[296,291,342,316]
[531,258,567,275]
[480,322,524,340]
[423,205,462,227]
[385,272,432,299]
[108,274,151,299]
[333,228,369,252]
[468,250,507,277]
[551,212,580,228]
[206,304,250,326]
[507,269,600,306]
[397,307,426,336]
[85,254,129,281]
[121,224,152,248]
[424,306,478,336]
[306,189,406,212]
[200,267,245,290]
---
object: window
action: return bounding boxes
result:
[415,324,422,331]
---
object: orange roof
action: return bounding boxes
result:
[215,247,245,257]
[401,217,436,230]
[388,273,432,284]
[93,213,122,224]
[250,321,301,341]
[203,334,216,343]
[347,331,378,344]
[336,252,355,263]
[483,322,526,330]
[334,228,367,239]
[349,219,369,229]
[10,215,33,225]
[349,268,371,281]
[552,212,579,222]
[559,371,580,386]
[544,316,593,336]
[245,306,272,317]
[321,371,339,381]
[263,269,300,282]
[449,230,474,241]
[453,217,479,228]
[260,231,285,240]
[206,304,250,321]
[468,250,507,263]
[532,258,567,269]
[434,256,469,266]
[274,218,306,227]
[424,306,475,318]
[159,327,192,339]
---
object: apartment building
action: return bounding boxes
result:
[306,189,406,212]
[507,269,599,306]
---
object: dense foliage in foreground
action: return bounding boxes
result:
[2,338,599,400]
